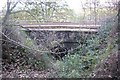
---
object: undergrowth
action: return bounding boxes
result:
[2,41,47,71]
[54,19,117,78]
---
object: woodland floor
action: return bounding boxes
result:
[1,51,120,79]
[89,51,119,78]
[1,38,120,79]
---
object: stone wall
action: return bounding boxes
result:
[25,30,87,50]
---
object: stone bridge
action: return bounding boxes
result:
[20,22,101,51]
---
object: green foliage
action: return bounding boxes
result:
[2,37,47,71]
[55,51,100,78]
[18,48,47,70]
[11,0,76,23]
[55,19,117,78]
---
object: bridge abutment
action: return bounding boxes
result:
[25,30,87,51]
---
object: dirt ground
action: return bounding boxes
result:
[1,51,119,79]
[89,51,119,79]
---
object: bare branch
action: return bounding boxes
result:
[80,0,86,20]
[1,31,51,54]
[10,2,19,12]
[11,10,40,24]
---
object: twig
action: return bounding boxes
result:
[1,32,51,54]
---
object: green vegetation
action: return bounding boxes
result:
[2,42,46,71]
[54,20,117,78]
[1,0,118,78]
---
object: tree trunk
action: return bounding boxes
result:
[117,1,120,77]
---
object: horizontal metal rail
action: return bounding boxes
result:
[21,28,98,32]
[21,24,101,29]
[19,24,101,32]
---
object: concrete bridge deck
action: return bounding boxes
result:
[19,23,101,51]
[20,23,101,32]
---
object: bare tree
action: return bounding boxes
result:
[1,0,56,69]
